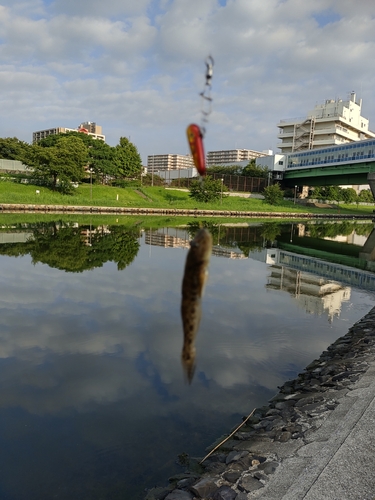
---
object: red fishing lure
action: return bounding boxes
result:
[186,123,206,176]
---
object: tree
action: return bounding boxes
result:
[325,186,342,203]
[341,188,358,204]
[88,140,117,183]
[30,135,88,191]
[114,137,142,179]
[242,159,269,178]
[358,189,375,202]
[262,183,284,205]
[0,137,32,163]
[189,176,224,202]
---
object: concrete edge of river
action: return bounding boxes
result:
[145,306,375,500]
[0,203,373,219]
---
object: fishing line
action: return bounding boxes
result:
[186,55,214,177]
[199,55,214,138]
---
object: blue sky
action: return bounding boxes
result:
[1,0,375,163]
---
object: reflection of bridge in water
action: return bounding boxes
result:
[250,247,375,291]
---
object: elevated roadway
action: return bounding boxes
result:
[283,160,375,188]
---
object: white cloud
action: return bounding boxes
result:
[1,0,375,159]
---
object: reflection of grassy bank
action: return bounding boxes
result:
[1,182,374,215]
[0,213,318,229]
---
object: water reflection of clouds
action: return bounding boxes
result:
[0,246,373,419]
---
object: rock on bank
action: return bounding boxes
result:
[146,306,375,499]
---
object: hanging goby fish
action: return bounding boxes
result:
[181,228,213,383]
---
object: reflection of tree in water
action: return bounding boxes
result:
[87,226,140,271]
[0,222,140,272]
[306,221,374,239]
[260,222,282,246]
[31,223,89,272]
[186,221,220,240]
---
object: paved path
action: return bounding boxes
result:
[255,360,375,500]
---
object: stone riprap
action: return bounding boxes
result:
[0,203,372,219]
[145,306,375,500]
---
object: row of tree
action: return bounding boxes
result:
[310,185,374,203]
[0,134,142,192]
[206,159,269,178]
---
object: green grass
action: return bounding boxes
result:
[0,181,374,216]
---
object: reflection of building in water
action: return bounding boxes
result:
[144,229,247,258]
[249,248,279,265]
[0,232,33,243]
[80,226,111,246]
[267,266,351,321]
[145,231,190,249]
[212,247,247,259]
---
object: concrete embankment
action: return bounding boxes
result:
[0,203,372,219]
[146,306,375,500]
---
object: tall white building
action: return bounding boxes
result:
[33,122,105,143]
[206,149,266,166]
[277,92,375,153]
[147,154,194,172]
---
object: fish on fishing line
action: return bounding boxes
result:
[181,228,213,383]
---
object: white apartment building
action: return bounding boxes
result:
[277,92,375,153]
[147,154,194,172]
[33,122,105,143]
[206,149,266,166]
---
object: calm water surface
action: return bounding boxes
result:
[0,221,374,499]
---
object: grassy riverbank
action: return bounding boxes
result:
[0,181,374,216]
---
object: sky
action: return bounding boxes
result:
[1,0,375,164]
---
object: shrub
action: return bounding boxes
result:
[262,183,284,205]
[189,176,224,203]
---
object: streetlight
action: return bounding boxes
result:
[90,168,93,200]
[221,178,224,205]
[294,185,297,204]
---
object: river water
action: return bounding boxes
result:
[0,219,374,499]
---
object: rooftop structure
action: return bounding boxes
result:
[277,92,375,153]
[206,149,266,166]
[147,154,194,172]
[33,122,105,143]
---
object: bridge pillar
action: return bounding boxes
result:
[367,172,375,199]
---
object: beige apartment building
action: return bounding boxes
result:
[277,92,375,153]
[147,154,194,172]
[33,122,105,143]
[206,149,266,166]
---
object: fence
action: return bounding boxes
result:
[169,172,267,193]
[210,173,266,193]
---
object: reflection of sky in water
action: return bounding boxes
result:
[0,232,374,499]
